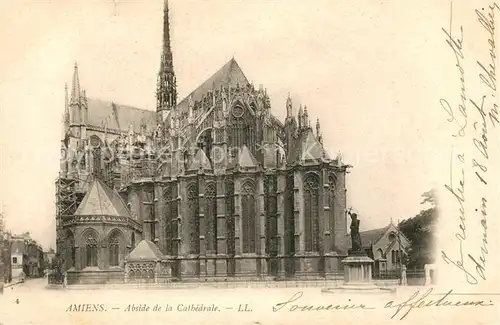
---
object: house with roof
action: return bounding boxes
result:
[355,222,411,276]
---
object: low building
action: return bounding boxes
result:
[10,232,44,279]
[356,222,411,277]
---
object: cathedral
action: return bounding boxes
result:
[55,1,350,284]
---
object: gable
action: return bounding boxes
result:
[176,58,249,115]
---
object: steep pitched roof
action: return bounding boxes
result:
[86,98,156,132]
[238,145,258,168]
[74,178,132,217]
[126,240,163,262]
[187,148,212,171]
[359,226,389,247]
[176,58,249,113]
[300,130,327,161]
[288,129,330,163]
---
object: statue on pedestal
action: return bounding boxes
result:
[348,210,363,253]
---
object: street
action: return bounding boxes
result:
[0,279,497,325]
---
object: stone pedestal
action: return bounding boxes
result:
[322,252,394,293]
[342,254,373,285]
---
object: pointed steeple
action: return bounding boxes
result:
[63,83,70,131]
[157,0,177,117]
[303,105,309,128]
[71,62,81,104]
[316,118,322,144]
[298,105,303,129]
[286,93,292,117]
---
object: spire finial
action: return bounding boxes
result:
[286,93,292,117]
[157,0,177,114]
[71,62,81,103]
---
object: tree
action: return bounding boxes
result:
[399,189,437,268]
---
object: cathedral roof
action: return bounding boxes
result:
[187,148,212,171]
[126,240,163,262]
[86,98,156,133]
[176,58,249,113]
[287,128,330,164]
[74,177,132,217]
[238,145,259,168]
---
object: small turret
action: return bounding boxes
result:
[316,118,323,144]
[298,105,303,129]
[63,83,70,137]
[303,105,309,128]
[286,93,292,118]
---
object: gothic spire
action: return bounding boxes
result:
[286,93,292,117]
[64,83,70,128]
[298,105,303,129]
[157,0,177,117]
[71,62,81,104]
[161,0,172,70]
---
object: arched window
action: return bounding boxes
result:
[65,230,75,269]
[376,248,384,260]
[225,180,235,257]
[109,234,120,267]
[231,104,245,150]
[131,232,136,249]
[84,230,99,268]
[328,173,336,251]
[164,186,173,255]
[171,184,179,256]
[197,129,214,163]
[187,184,199,254]
[304,173,320,252]
[205,183,217,254]
[241,181,256,254]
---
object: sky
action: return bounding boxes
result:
[0,0,461,249]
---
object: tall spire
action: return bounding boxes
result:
[298,105,303,129]
[286,93,292,117]
[64,83,70,128]
[157,0,177,118]
[71,62,81,104]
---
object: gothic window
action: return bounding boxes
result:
[164,186,173,254]
[285,174,295,256]
[109,233,120,267]
[187,183,199,254]
[197,129,214,162]
[304,173,320,252]
[225,180,235,256]
[328,173,336,251]
[171,184,179,255]
[231,106,245,150]
[241,181,256,254]
[264,176,278,256]
[84,230,99,268]
[205,183,217,254]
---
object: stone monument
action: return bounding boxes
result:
[341,211,375,286]
[323,210,394,293]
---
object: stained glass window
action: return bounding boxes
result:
[85,231,98,267]
[328,173,336,251]
[205,183,217,254]
[241,181,256,253]
[109,234,120,267]
[225,180,235,257]
[187,184,199,254]
[304,173,320,252]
